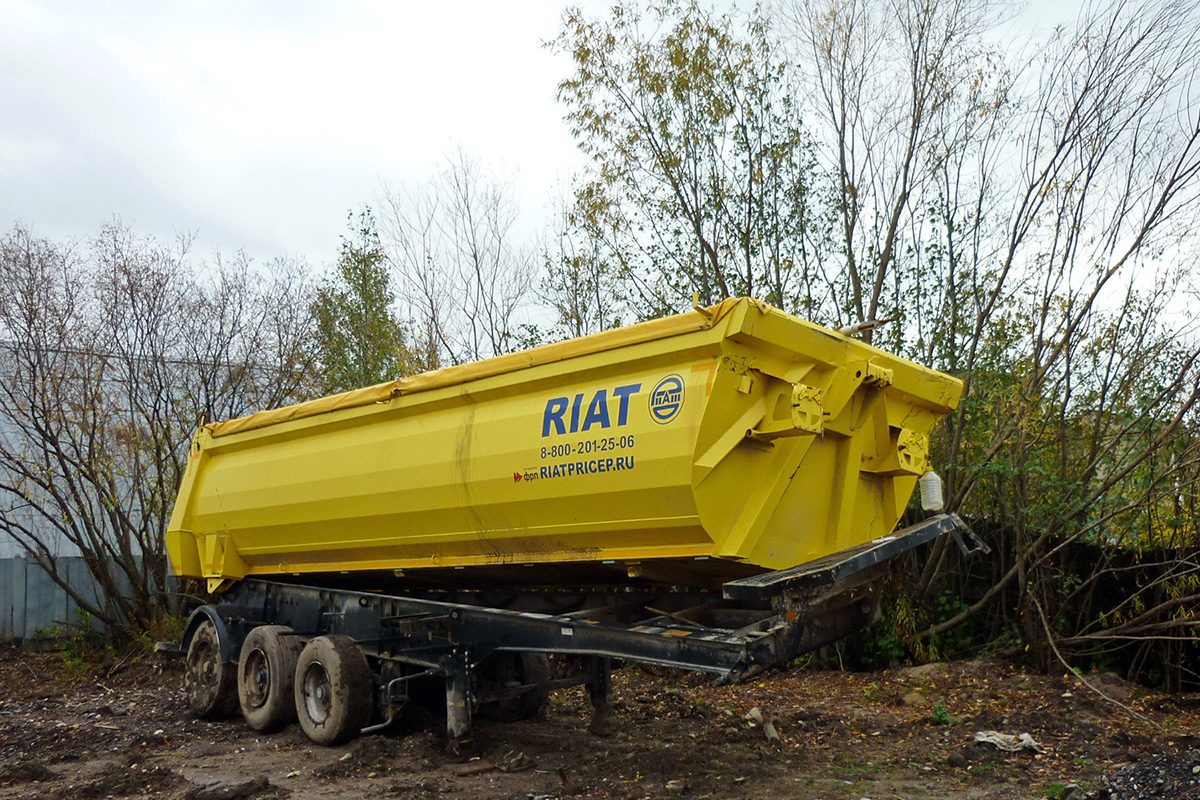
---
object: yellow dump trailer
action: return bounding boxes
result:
[168,298,961,593]
[169,298,977,746]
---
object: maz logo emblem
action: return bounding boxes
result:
[649,375,685,425]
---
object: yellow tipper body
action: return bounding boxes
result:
[167,299,962,592]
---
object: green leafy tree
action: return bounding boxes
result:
[554,0,820,314]
[311,210,411,392]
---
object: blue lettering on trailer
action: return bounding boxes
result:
[538,456,635,480]
[542,383,641,437]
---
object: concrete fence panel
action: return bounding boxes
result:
[0,557,27,639]
[0,557,114,640]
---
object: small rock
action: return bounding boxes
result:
[498,751,535,773]
[899,663,949,679]
[901,691,928,707]
[763,720,781,746]
[191,744,226,758]
[1089,673,1134,703]
[184,776,270,800]
[0,761,56,784]
[746,707,764,725]
[947,750,967,768]
[453,761,495,777]
[557,768,582,793]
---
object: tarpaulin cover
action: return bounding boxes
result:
[209,297,749,438]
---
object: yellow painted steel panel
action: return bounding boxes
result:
[166,298,962,590]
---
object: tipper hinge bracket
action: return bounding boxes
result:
[750,382,824,441]
[862,428,929,476]
[863,362,893,387]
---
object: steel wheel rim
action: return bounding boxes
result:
[186,633,220,704]
[301,660,332,724]
[243,647,271,709]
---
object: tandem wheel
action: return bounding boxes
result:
[294,635,373,746]
[183,614,239,719]
[237,625,303,732]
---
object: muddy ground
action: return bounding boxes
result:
[1,646,1198,799]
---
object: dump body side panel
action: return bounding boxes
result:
[167,299,962,589]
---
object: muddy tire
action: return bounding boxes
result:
[184,618,238,719]
[238,625,302,732]
[294,635,372,745]
[477,652,549,722]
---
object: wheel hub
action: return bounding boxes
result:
[301,661,332,724]
[242,648,272,709]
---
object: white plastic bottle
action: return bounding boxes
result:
[919,469,944,511]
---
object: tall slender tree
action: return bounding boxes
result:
[310,209,411,392]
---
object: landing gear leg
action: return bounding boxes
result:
[444,651,474,755]
[586,656,617,736]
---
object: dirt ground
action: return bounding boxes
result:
[1,645,1198,800]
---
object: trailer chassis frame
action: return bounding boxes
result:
[177,513,979,745]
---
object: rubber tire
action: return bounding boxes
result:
[238,625,302,732]
[184,618,239,719]
[294,635,372,746]
[477,652,550,722]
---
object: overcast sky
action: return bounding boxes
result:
[1,1,1083,270]
[0,0,597,267]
